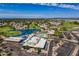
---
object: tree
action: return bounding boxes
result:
[62,27,67,31]
[23,46,30,50]
[73,21,79,25]
[37,48,41,54]
[7,52,12,56]
[54,31,62,36]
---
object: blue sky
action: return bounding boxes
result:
[0,3,79,18]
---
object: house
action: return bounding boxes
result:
[50,22,61,26]
[23,36,47,48]
[71,30,79,37]
[47,30,55,35]
[4,37,23,42]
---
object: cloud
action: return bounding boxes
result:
[0,13,47,18]
[33,3,58,6]
[33,3,79,10]
[59,4,79,10]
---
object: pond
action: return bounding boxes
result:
[10,29,38,37]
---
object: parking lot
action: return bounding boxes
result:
[56,42,75,56]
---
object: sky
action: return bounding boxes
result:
[0,3,79,18]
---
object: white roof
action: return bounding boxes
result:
[75,34,79,37]
[23,36,47,48]
[34,38,46,48]
[47,30,55,34]
[72,31,79,34]
[28,36,40,44]
[4,37,23,42]
[72,30,79,37]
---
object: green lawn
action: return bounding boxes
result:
[0,26,21,37]
[58,22,79,31]
[53,22,79,36]
[0,26,15,32]
[29,22,41,29]
[5,31,21,37]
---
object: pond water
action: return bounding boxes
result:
[11,29,38,37]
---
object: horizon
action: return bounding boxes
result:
[0,3,79,18]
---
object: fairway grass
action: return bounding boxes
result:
[58,22,79,30]
[5,31,21,37]
[0,26,21,37]
[0,26,14,32]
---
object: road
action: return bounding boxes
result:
[70,45,79,56]
[48,40,53,56]
[57,43,75,56]
[63,31,78,44]
[48,31,79,56]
